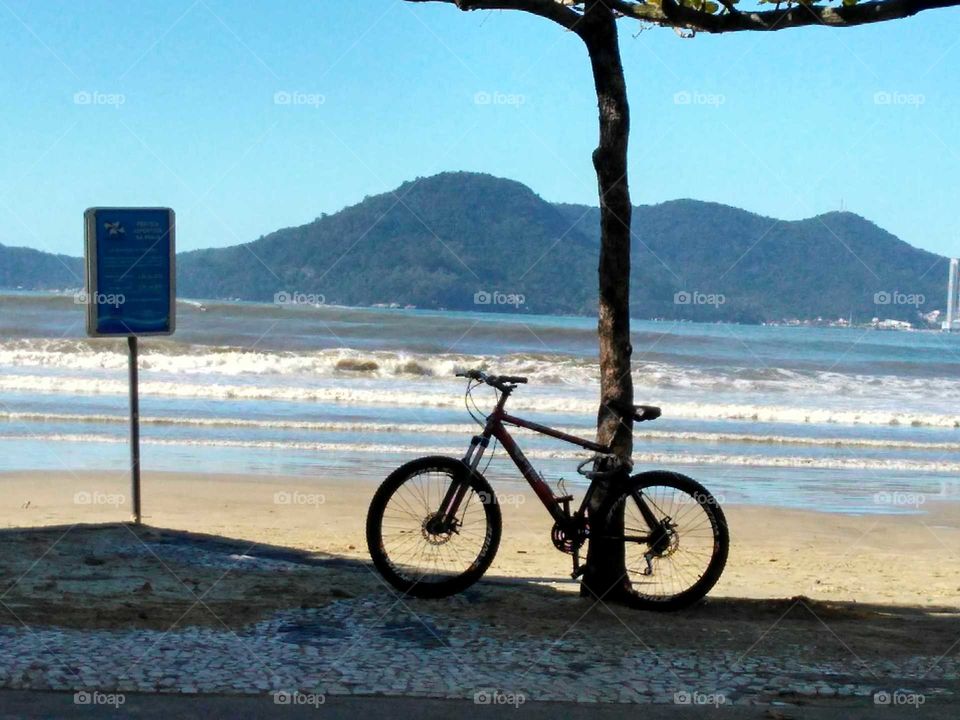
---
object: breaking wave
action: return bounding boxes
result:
[1,374,958,428]
[3,411,960,448]
[3,432,960,474]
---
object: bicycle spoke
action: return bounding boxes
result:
[376,467,492,587]
[618,481,723,604]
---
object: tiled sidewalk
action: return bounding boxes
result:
[0,596,955,707]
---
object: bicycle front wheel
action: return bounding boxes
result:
[366,456,501,598]
[606,471,729,611]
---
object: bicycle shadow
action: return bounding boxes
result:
[1,521,957,671]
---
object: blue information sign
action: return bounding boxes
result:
[84,207,175,336]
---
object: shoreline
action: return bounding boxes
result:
[3,469,958,608]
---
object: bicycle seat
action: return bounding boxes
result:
[633,405,661,422]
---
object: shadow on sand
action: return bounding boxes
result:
[0,522,957,668]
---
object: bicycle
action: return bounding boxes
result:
[366,370,729,611]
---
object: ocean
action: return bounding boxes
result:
[2,291,959,514]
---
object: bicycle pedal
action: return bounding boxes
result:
[555,495,575,504]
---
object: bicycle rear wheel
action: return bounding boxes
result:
[605,471,728,611]
[366,456,501,598]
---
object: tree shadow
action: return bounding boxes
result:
[0,522,957,669]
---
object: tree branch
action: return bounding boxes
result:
[406,0,959,34]
[717,0,742,15]
[607,0,960,33]
[407,0,960,33]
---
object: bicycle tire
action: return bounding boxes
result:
[366,455,502,598]
[603,471,729,611]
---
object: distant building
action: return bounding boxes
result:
[944,258,960,331]
[875,318,913,331]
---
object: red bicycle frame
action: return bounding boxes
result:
[442,386,610,526]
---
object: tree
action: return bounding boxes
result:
[406,0,960,603]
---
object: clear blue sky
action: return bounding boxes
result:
[0,0,957,257]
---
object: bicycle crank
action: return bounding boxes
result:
[551,521,586,554]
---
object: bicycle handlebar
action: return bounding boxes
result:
[456,369,528,390]
[498,375,529,384]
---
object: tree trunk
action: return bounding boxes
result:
[578,0,634,603]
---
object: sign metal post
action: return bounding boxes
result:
[128,336,142,523]
[84,207,175,524]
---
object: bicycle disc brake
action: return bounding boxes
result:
[642,519,679,575]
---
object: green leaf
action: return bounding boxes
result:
[704,1,720,11]
[842,0,858,5]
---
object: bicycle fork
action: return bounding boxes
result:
[433,433,490,531]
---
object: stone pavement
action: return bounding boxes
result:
[0,594,955,710]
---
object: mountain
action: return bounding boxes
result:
[556,199,948,323]
[177,173,597,315]
[0,172,949,324]
[0,243,84,291]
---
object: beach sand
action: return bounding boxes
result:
[2,469,958,610]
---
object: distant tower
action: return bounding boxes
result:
[945,258,959,331]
